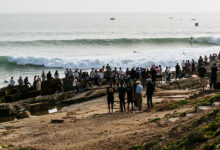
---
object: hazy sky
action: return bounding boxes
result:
[0,0,219,13]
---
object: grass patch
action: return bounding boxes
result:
[162,131,207,150]
[194,93,220,110]
[165,99,189,110]
[203,137,220,150]
[162,107,220,150]
[150,117,161,122]
[131,145,142,150]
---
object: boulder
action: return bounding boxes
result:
[0,104,17,116]
[29,103,49,112]
[16,111,31,119]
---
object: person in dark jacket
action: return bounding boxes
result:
[150,67,157,84]
[198,64,207,91]
[175,63,180,80]
[117,82,126,112]
[126,81,134,112]
[210,63,218,89]
[146,78,155,109]
[107,82,115,113]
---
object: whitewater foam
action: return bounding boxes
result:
[2,46,220,69]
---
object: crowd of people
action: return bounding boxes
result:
[7,51,220,113]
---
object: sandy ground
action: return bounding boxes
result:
[0,89,208,150]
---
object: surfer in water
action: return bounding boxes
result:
[190,36,194,45]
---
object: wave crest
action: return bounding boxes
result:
[0,37,220,47]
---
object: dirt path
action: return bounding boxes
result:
[0,89,208,150]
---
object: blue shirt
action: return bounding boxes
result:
[136,84,143,94]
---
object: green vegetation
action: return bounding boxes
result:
[131,93,220,150]
[162,131,207,150]
[162,109,220,150]
[165,99,189,110]
[150,117,161,122]
[194,93,220,109]
[131,145,142,150]
[204,137,220,150]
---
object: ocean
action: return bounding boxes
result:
[0,13,220,87]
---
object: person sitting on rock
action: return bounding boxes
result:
[24,77,31,87]
[18,76,23,86]
[47,71,52,80]
[54,70,59,79]
[41,71,46,81]
[36,78,41,95]
[9,77,15,87]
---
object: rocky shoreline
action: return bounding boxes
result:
[0,77,202,122]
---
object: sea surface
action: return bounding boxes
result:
[0,13,220,87]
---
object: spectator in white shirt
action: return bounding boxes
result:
[9,77,15,87]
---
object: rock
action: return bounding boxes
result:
[29,103,49,112]
[167,117,180,123]
[196,106,212,113]
[16,111,31,119]
[213,102,220,106]
[66,110,77,116]
[0,103,17,116]
[51,119,64,123]
[180,112,187,117]
[186,113,196,117]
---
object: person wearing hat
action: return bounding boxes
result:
[146,78,155,109]
[135,80,143,112]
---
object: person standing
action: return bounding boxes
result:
[150,67,157,84]
[117,82,126,112]
[146,79,155,109]
[175,63,180,80]
[135,80,143,112]
[107,83,115,113]
[198,64,207,91]
[126,82,134,112]
[72,78,79,93]
[64,69,69,79]
[90,68,96,87]
[210,63,218,89]
[98,69,104,86]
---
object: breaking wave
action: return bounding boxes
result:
[0,37,220,47]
